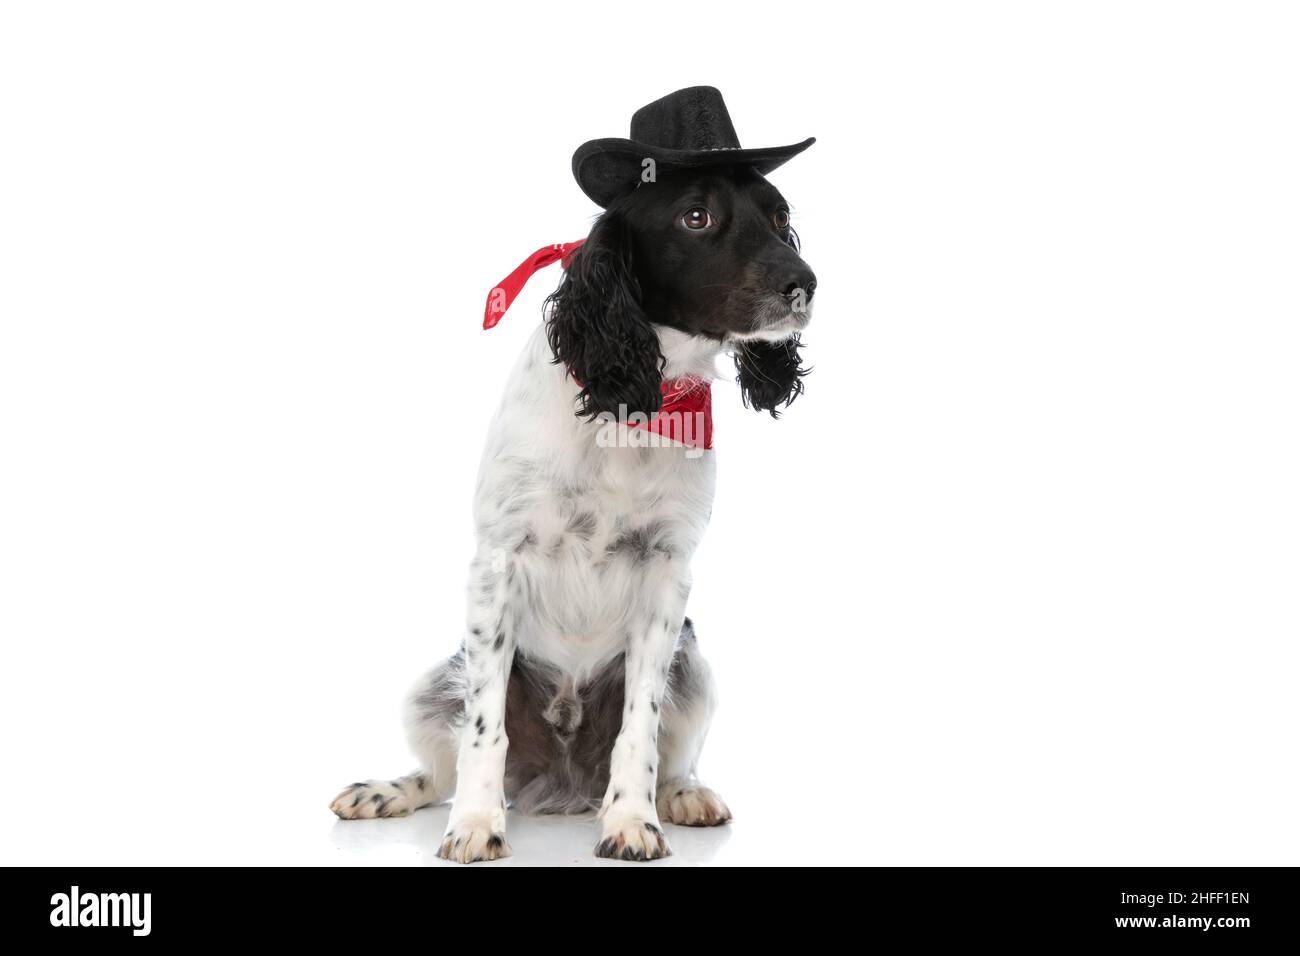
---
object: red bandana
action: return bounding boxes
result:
[484,242,714,450]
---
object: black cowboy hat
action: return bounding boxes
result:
[572,86,815,208]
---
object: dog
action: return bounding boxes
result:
[330,87,816,862]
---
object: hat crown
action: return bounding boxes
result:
[629,86,742,151]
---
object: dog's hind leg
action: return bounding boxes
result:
[328,654,464,819]
[655,619,732,827]
[329,772,440,819]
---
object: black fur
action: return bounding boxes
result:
[545,211,665,420]
[735,335,809,416]
[546,165,815,420]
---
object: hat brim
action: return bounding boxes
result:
[572,136,816,208]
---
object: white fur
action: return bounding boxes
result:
[440,325,724,860]
[328,322,741,861]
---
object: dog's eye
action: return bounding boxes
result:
[774,208,791,229]
[682,207,712,230]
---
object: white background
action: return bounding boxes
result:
[2,2,1297,866]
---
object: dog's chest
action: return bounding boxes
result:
[473,327,719,675]
[544,454,705,566]
[508,444,713,670]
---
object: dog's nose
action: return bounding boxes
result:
[773,263,817,300]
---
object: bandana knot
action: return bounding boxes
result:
[484,240,714,451]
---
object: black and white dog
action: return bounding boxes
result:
[331,88,816,862]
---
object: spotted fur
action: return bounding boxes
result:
[330,166,815,862]
[329,328,736,861]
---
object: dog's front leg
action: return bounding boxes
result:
[437,554,515,863]
[595,572,690,861]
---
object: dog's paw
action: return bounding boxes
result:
[329,780,414,819]
[657,784,732,827]
[438,818,511,864]
[595,815,672,861]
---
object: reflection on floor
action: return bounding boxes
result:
[328,805,734,867]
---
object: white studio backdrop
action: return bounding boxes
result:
[1,2,1297,865]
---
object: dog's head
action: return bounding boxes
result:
[545,166,816,419]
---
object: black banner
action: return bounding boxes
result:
[6,866,1296,943]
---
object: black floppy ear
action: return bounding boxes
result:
[545,211,664,419]
[734,335,809,416]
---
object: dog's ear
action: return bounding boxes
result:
[545,211,664,419]
[734,335,809,416]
